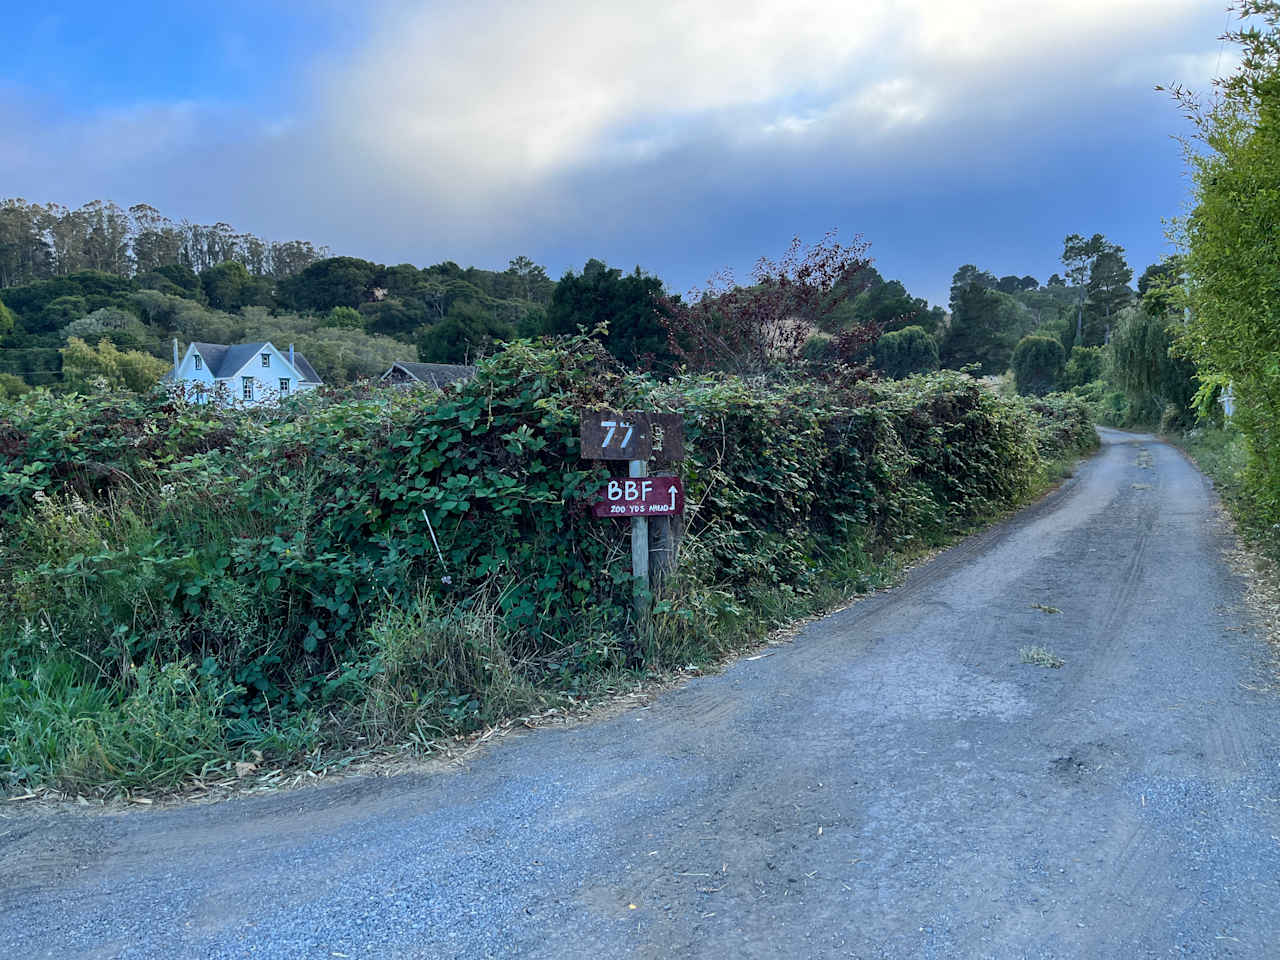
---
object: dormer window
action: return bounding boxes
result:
[261,353,270,367]
[194,354,202,370]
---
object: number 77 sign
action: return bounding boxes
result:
[591,475,685,517]
[579,409,653,460]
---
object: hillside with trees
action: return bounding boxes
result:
[0,204,952,392]
[0,195,1207,442]
[0,199,563,389]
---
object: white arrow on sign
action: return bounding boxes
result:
[668,484,678,510]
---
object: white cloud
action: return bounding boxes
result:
[311,0,1213,209]
[0,0,1229,289]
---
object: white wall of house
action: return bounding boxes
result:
[171,341,319,407]
[220,343,317,407]
[173,343,218,404]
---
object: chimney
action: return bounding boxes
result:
[173,338,180,369]
[289,343,295,368]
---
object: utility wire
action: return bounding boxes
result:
[1216,8,1233,79]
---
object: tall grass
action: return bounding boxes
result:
[0,650,234,792]
[353,590,543,747]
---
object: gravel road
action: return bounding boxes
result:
[4,428,1280,959]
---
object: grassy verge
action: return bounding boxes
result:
[1172,424,1280,686]
[1172,424,1278,554]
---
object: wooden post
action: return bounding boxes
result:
[649,474,681,591]
[651,514,681,585]
[630,458,649,617]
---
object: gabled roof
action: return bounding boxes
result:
[191,342,232,375]
[216,342,270,379]
[383,361,476,388]
[189,341,321,383]
[291,352,322,384]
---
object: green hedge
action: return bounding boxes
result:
[0,338,1096,787]
[1023,392,1097,460]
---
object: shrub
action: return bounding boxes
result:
[801,332,835,362]
[1012,335,1065,396]
[326,306,364,329]
[0,373,29,400]
[59,337,169,393]
[874,325,939,379]
[1170,5,1280,529]
[1024,392,1098,460]
[1061,346,1104,390]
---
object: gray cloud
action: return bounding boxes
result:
[0,0,1230,300]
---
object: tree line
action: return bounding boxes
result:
[1166,0,1280,532]
[0,193,1193,428]
[0,199,327,288]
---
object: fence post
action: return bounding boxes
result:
[629,458,649,617]
[649,480,681,591]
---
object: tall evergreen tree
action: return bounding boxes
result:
[546,260,676,369]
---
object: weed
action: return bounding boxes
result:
[0,658,235,792]
[353,588,542,745]
[1019,645,1065,669]
[1030,604,1062,614]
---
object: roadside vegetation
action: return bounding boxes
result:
[0,329,1096,795]
[1161,1,1280,558]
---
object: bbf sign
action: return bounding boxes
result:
[591,475,685,517]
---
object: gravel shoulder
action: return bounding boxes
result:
[3,427,1279,959]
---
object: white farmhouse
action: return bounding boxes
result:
[168,339,323,406]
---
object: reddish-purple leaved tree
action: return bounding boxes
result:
[659,232,879,376]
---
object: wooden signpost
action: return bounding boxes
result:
[580,410,686,616]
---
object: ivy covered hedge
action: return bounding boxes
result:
[0,337,1096,790]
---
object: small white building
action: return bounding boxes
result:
[168,340,323,406]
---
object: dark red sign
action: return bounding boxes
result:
[591,475,685,517]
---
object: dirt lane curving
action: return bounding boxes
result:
[3,427,1279,959]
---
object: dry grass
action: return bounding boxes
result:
[1216,506,1280,684]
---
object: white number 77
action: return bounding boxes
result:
[600,420,635,449]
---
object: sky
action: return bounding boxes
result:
[0,0,1237,306]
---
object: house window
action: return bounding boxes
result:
[194,354,202,370]
[279,378,290,395]
[261,353,271,367]
[242,376,254,401]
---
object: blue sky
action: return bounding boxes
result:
[1,1,1234,306]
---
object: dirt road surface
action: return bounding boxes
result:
[3,428,1279,959]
